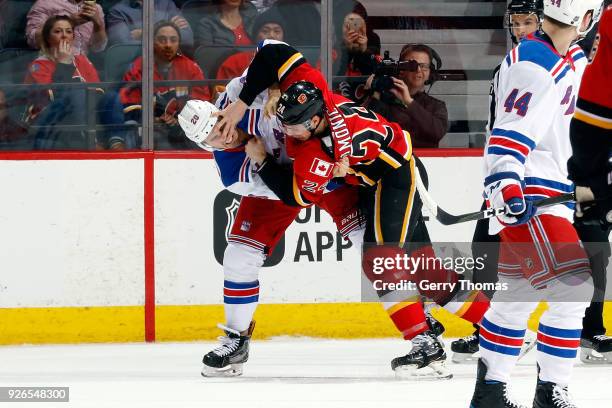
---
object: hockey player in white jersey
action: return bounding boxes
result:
[469,1,604,408]
[178,76,366,377]
[451,0,543,363]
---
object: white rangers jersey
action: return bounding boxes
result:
[484,32,587,233]
[213,76,289,199]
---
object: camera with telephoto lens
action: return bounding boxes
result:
[370,50,419,102]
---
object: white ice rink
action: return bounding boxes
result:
[1,338,611,408]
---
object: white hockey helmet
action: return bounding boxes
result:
[178,100,219,151]
[543,0,604,36]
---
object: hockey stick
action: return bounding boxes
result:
[414,166,576,226]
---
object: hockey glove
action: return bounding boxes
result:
[575,186,612,229]
[485,173,536,226]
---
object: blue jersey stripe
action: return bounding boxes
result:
[490,128,536,150]
[224,280,259,290]
[487,146,526,164]
[481,318,526,338]
[224,295,259,304]
[538,323,582,339]
[537,343,578,359]
[554,65,571,84]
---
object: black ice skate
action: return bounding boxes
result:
[451,328,480,364]
[391,330,452,380]
[469,359,527,408]
[533,380,578,408]
[580,334,612,364]
[201,321,255,377]
[452,328,536,364]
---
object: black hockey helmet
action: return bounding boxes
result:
[276,81,324,126]
[505,0,543,44]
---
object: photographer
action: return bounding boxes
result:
[363,44,448,148]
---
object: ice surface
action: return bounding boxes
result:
[1,338,610,408]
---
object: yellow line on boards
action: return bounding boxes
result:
[1,303,611,345]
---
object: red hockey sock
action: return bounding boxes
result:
[386,301,428,340]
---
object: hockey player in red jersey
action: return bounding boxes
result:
[567,3,612,363]
[568,3,612,223]
[215,39,491,379]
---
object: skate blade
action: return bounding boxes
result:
[518,332,537,361]
[580,348,612,365]
[394,360,453,381]
[201,363,244,377]
[451,352,479,364]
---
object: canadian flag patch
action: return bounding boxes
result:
[309,158,333,177]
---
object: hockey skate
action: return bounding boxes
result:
[451,329,480,363]
[533,380,578,408]
[391,330,452,380]
[580,334,612,364]
[201,321,255,377]
[469,359,527,408]
[452,328,536,364]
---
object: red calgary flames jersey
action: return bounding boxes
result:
[578,6,612,113]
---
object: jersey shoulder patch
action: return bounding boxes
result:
[506,39,559,72]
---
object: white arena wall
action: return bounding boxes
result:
[0,151,607,344]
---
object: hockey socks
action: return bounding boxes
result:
[536,323,582,386]
[478,315,526,383]
[223,280,259,333]
[384,300,428,340]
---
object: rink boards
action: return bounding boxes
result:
[0,151,609,344]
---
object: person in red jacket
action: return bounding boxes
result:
[119,20,210,149]
[24,15,127,150]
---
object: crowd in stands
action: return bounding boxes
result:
[3,0,605,150]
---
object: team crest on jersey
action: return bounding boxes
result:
[240,220,252,232]
[297,93,307,104]
[309,158,333,177]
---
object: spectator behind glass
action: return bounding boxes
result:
[195,0,257,46]
[333,0,380,55]
[24,15,128,150]
[332,8,381,103]
[26,0,107,55]
[364,44,448,148]
[0,89,28,149]
[120,20,211,149]
[216,6,286,80]
[106,0,193,50]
